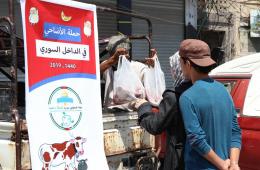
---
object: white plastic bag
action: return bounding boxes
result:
[143,54,166,106]
[113,56,145,105]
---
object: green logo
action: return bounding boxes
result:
[48,86,82,130]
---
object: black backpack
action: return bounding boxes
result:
[162,81,192,170]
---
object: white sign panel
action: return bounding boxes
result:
[250,9,260,37]
[36,39,90,60]
[185,0,197,29]
[20,0,109,169]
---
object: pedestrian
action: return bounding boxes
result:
[100,34,154,109]
[130,51,192,170]
[178,39,241,170]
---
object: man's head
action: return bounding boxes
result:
[106,35,131,56]
[178,39,216,80]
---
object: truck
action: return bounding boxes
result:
[0,3,157,170]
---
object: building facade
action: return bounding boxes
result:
[197,0,260,64]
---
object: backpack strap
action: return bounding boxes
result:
[162,89,180,97]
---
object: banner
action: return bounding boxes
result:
[250,9,260,37]
[20,0,109,169]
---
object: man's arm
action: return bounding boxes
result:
[203,149,230,170]
[100,48,128,74]
[100,57,116,74]
[229,148,240,170]
[132,90,179,135]
[229,103,241,170]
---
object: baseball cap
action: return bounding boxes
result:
[179,39,216,67]
[106,35,131,55]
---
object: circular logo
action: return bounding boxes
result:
[48,86,82,130]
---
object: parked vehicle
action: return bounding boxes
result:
[210,53,260,170]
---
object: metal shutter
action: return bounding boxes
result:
[90,1,117,39]
[0,0,23,37]
[132,0,184,88]
[0,0,24,81]
[77,0,118,56]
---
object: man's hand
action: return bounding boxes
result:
[144,58,155,67]
[129,99,148,110]
[229,163,240,170]
[100,48,128,74]
[144,49,157,67]
[220,159,231,170]
[149,48,157,58]
[109,48,129,65]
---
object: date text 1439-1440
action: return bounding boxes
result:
[49,62,77,69]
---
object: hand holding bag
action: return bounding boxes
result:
[143,54,166,106]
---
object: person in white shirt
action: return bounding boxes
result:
[100,35,154,110]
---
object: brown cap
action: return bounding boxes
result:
[179,39,216,67]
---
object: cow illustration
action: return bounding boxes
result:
[38,137,86,170]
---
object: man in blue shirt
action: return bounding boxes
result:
[178,39,241,170]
